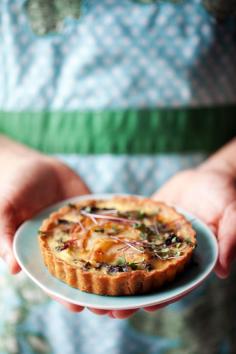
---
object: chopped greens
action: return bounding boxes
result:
[116,256,127,266]
[133,223,156,240]
[38,230,49,236]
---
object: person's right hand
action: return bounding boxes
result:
[0,136,137,319]
[0,135,90,274]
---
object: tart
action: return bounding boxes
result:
[38,196,196,295]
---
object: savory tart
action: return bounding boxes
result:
[38,196,196,295]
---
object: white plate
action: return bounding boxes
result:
[13,194,218,310]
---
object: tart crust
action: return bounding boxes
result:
[39,196,196,296]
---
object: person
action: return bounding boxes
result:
[0,0,236,353]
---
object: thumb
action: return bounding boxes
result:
[53,162,91,198]
[0,203,21,274]
[215,201,236,279]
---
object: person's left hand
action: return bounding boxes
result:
[114,159,236,317]
[152,165,236,279]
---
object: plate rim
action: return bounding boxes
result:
[13,194,219,310]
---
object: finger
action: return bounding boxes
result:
[50,294,84,313]
[208,224,217,235]
[0,203,21,274]
[151,190,173,205]
[110,309,138,319]
[143,303,168,312]
[64,170,91,197]
[88,308,109,315]
[144,298,179,312]
[143,290,193,312]
[215,201,236,279]
[54,162,91,198]
[108,312,116,318]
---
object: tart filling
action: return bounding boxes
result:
[39,197,196,295]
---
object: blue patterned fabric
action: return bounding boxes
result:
[1,154,236,354]
[1,1,236,353]
[1,0,236,110]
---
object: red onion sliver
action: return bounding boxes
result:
[81,211,98,225]
[109,236,144,253]
[80,210,138,224]
[78,219,86,232]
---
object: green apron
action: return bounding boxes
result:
[0,107,236,153]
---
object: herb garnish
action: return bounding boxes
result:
[38,230,49,236]
[133,223,156,240]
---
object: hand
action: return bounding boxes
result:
[115,140,236,317]
[0,136,136,318]
[152,165,236,279]
[0,136,90,273]
[141,159,236,314]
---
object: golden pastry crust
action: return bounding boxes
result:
[38,196,196,295]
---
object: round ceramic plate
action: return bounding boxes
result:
[13,194,218,310]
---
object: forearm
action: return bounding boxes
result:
[199,138,236,175]
[0,134,20,147]
[0,134,52,164]
[0,134,34,154]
